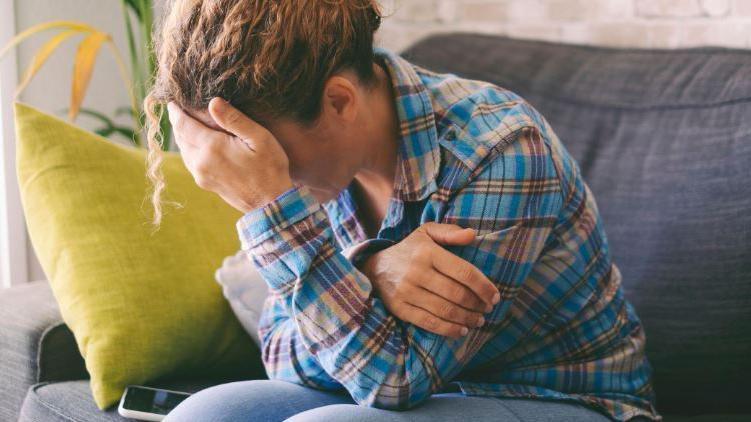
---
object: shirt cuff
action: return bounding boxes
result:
[236,185,321,249]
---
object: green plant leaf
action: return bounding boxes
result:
[112,127,137,141]
[75,108,117,127]
[121,0,142,19]
[95,125,136,142]
[63,107,138,145]
[95,127,115,137]
[116,106,138,118]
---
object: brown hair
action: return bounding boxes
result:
[144,0,383,228]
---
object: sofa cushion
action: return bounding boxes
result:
[402,34,751,415]
[214,250,268,348]
[18,379,223,422]
[14,103,265,410]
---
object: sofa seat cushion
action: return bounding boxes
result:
[19,379,224,422]
[0,281,88,421]
[666,416,751,422]
[18,380,749,422]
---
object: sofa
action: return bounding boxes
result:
[1,33,749,422]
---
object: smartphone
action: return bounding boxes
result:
[118,385,192,421]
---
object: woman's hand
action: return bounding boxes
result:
[361,223,500,338]
[167,98,293,213]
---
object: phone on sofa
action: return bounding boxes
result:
[118,385,191,421]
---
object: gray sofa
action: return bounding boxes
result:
[1,33,749,421]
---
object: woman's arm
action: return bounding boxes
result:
[240,129,563,409]
[254,223,498,390]
[256,293,344,390]
[357,224,498,338]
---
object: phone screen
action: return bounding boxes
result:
[122,386,191,415]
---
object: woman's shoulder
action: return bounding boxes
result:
[424,73,554,175]
[421,70,549,159]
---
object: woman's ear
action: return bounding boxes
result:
[322,75,359,123]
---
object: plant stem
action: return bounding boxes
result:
[120,1,142,146]
[139,0,155,81]
[137,0,170,150]
[121,1,143,102]
[106,41,141,146]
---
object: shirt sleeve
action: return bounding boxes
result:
[256,239,394,390]
[256,292,343,390]
[238,127,564,409]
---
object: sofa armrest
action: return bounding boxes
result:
[0,280,87,421]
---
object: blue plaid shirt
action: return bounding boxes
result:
[238,47,661,421]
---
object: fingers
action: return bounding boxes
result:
[408,286,486,329]
[431,247,500,308]
[420,222,476,246]
[397,302,470,338]
[423,269,491,313]
[208,97,266,143]
[166,102,219,150]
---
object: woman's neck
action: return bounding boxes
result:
[352,60,400,236]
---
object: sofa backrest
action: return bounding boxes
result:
[402,33,751,415]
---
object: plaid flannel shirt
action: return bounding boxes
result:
[237,47,661,421]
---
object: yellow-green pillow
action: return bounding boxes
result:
[14,103,261,409]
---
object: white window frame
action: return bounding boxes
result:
[0,0,29,288]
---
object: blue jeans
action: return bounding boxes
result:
[163,380,612,421]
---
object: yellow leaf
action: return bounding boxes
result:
[15,30,79,98]
[69,32,110,121]
[0,20,96,58]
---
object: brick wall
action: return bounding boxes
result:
[374,0,751,52]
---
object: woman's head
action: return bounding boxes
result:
[145,0,384,227]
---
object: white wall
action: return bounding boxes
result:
[375,0,751,52]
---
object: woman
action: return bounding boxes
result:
[147,1,661,421]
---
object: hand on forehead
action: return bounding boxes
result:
[168,99,251,142]
[183,107,224,132]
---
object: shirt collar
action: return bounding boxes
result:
[373,47,440,202]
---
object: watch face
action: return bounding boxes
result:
[124,388,191,415]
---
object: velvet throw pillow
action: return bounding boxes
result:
[14,103,262,409]
[214,250,269,347]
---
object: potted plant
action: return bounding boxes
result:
[0,0,171,149]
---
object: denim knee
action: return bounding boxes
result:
[284,404,391,422]
[163,380,281,422]
[163,379,353,422]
